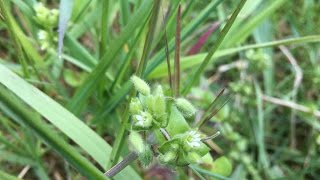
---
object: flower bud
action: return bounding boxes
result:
[139,145,153,167]
[129,97,143,114]
[131,75,150,95]
[128,131,144,153]
[153,86,166,117]
[175,98,196,118]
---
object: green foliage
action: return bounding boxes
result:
[1,0,320,179]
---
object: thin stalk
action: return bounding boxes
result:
[173,4,181,97]
[99,0,109,58]
[182,0,247,95]
[107,0,162,168]
[104,152,138,178]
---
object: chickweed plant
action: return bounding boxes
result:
[1,0,320,179]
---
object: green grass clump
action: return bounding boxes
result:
[0,0,320,179]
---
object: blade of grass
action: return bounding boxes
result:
[223,0,286,47]
[110,14,150,92]
[107,0,162,168]
[92,0,225,123]
[0,170,22,180]
[182,0,247,95]
[67,0,153,115]
[0,64,140,179]
[189,165,231,180]
[58,0,74,57]
[149,35,320,79]
[253,80,269,171]
[173,4,181,97]
[145,0,224,76]
[100,0,109,58]
[0,85,107,180]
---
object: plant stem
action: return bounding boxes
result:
[104,152,138,178]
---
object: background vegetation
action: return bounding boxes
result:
[0,0,319,179]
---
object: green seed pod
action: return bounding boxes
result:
[139,145,153,167]
[132,111,153,130]
[128,131,144,153]
[175,98,196,118]
[131,75,150,95]
[129,97,143,114]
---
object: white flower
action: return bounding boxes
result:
[133,111,152,128]
[186,130,201,148]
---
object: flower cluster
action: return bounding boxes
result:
[158,130,209,166]
[34,3,59,29]
[129,75,211,167]
[129,76,168,131]
[34,3,59,50]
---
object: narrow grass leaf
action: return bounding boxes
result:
[58,0,74,57]
[68,0,153,115]
[182,0,247,95]
[0,85,107,180]
[0,64,140,179]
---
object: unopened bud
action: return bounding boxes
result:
[131,75,150,95]
[129,98,142,114]
[139,145,153,167]
[175,98,196,118]
[128,131,144,153]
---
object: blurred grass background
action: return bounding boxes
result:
[0,0,320,179]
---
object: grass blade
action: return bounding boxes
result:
[67,0,153,115]
[182,0,247,95]
[0,64,140,179]
[173,4,181,97]
[0,85,107,180]
[58,0,74,57]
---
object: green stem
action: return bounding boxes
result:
[99,0,109,58]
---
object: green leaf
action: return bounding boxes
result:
[166,105,190,136]
[0,64,140,179]
[0,170,21,180]
[211,156,233,177]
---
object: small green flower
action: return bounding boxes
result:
[132,111,153,130]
